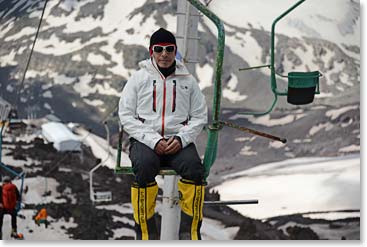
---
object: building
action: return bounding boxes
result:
[41,122,81,152]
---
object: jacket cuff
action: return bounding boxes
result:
[174,136,183,149]
[150,137,163,150]
[175,134,189,148]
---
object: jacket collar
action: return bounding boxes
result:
[138,58,190,77]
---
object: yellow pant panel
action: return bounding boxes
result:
[178,179,205,240]
[131,182,158,240]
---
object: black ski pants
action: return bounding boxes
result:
[129,138,205,186]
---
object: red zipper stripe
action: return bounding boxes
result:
[172,80,176,112]
[152,80,157,112]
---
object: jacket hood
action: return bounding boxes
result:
[138,58,190,76]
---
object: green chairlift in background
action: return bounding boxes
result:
[239,0,322,115]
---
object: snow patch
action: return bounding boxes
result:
[326,105,358,120]
[196,63,213,90]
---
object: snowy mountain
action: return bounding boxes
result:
[0,0,360,240]
[0,0,360,131]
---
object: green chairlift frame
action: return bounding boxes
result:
[115,0,320,179]
[239,0,322,115]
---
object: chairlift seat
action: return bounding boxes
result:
[115,166,177,176]
[287,71,321,105]
[93,191,112,202]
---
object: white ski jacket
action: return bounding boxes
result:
[119,58,208,150]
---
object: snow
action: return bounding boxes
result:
[269,140,286,149]
[83,98,104,107]
[304,212,360,221]
[308,122,334,136]
[230,113,306,126]
[222,74,248,103]
[201,218,240,240]
[14,176,66,205]
[339,145,360,153]
[239,145,257,156]
[75,127,131,170]
[0,49,17,66]
[196,63,213,90]
[72,73,121,98]
[227,31,263,67]
[207,0,359,47]
[87,53,111,66]
[4,26,36,42]
[42,91,52,98]
[325,105,359,120]
[215,154,360,220]
[2,210,77,240]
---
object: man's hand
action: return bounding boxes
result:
[154,139,168,155]
[165,136,182,155]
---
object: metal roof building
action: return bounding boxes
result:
[41,122,81,152]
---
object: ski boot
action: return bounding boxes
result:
[11,230,24,240]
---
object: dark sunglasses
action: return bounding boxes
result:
[153,45,175,53]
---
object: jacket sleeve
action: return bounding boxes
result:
[118,72,163,150]
[176,77,208,148]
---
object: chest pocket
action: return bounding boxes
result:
[175,81,191,114]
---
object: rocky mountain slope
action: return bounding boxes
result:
[0,121,359,240]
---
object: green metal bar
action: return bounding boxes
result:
[115,166,177,176]
[187,0,225,129]
[187,0,225,178]
[238,93,278,116]
[271,0,306,94]
[203,128,218,179]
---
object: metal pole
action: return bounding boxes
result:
[160,0,201,240]
[271,0,306,94]
[204,200,259,206]
[160,175,180,240]
[186,0,225,178]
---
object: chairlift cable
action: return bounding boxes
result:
[15,0,49,111]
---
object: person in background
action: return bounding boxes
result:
[119,27,208,240]
[0,176,22,239]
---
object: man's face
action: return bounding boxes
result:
[152,44,176,68]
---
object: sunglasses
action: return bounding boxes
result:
[152,45,175,53]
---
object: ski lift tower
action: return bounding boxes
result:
[159,0,201,240]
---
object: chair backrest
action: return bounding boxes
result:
[0,97,11,122]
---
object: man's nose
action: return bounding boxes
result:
[161,50,169,56]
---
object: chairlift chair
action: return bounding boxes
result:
[239,0,322,115]
[89,121,112,203]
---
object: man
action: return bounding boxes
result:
[119,28,208,240]
[0,176,21,239]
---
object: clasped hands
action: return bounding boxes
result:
[154,136,182,155]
